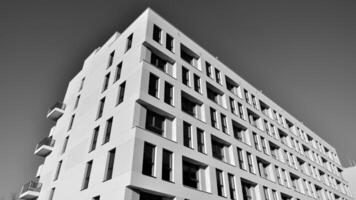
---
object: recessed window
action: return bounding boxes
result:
[182,66,190,86]
[89,127,99,152]
[92,196,100,200]
[232,120,247,143]
[164,82,174,105]
[53,160,62,181]
[247,109,260,128]
[150,51,171,72]
[180,44,199,69]
[226,76,240,97]
[210,107,218,128]
[162,149,173,182]
[148,73,159,98]
[206,62,213,78]
[182,157,207,190]
[142,142,156,177]
[207,82,223,106]
[126,33,133,51]
[211,136,230,163]
[82,160,93,190]
[193,74,201,93]
[97,98,105,119]
[108,51,115,67]
[257,158,271,180]
[183,121,192,148]
[68,114,75,130]
[145,109,165,135]
[181,92,202,119]
[48,188,55,200]
[228,173,237,200]
[104,148,116,181]
[220,114,228,134]
[238,102,244,119]
[216,169,225,197]
[241,181,256,200]
[229,97,236,115]
[102,73,110,92]
[247,152,254,174]
[196,128,205,153]
[115,62,122,82]
[61,136,69,154]
[117,81,126,105]
[237,148,245,170]
[153,24,162,43]
[103,117,113,144]
[215,69,221,84]
[263,187,270,200]
[244,89,250,103]
[79,77,85,92]
[166,33,174,52]
[74,95,80,110]
[260,100,270,116]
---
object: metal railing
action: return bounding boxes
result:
[20,181,41,194]
[47,101,66,114]
[35,137,55,150]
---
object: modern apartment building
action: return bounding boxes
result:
[19,8,353,200]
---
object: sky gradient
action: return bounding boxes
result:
[1,0,356,199]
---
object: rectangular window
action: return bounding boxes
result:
[142,142,155,177]
[242,181,255,200]
[97,98,105,119]
[238,102,244,119]
[244,89,249,103]
[197,128,205,153]
[215,68,221,84]
[212,137,225,161]
[164,82,173,105]
[93,196,100,200]
[247,152,254,174]
[150,52,170,72]
[115,62,122,82]
[102,72,110,92]
[104,148,116,181]
[251,94,257,108]
[89,127,99,152]
[226,76,240,97]
[108,51,115,67]
[148,73,159,98]
[237,148,245,170]
[228,173,237,200]
[126,33,133,51]
[193,74,201,93]
[166,33,174,51]
[68,114,75,130]
[263,187,270,200]
[253,132,260,151]
[183,121,192,148]
[220,114,228,134]
[152,24,162,43]
[117,81,126,104]
[182,66,190,86]
[48,188,55,200]
[82,160,93,190]
[61,136,69,154]
[275,166,282,185]
[103,117,113,144]
[181,44,199,68]
[247,110,260,128]
[233,121,246,143]
[79,77,85,91]
[182,159,204,189]
[216,169,225,197]
[162,149,173,182]
[257,159,270,179]
[74,95,80,109]
[206,62,212,78]
[207,83,223,105]
[261,137,268,154]
[145,109,165,135]
[53,160,62,181]
[210,107,218,128]
[229,97,236,114]
[272,190,278,200]
[181,94,200,118]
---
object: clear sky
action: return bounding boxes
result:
[1,0,356,199]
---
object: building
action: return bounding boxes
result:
[19,8,353,200]
[343,166,356,197]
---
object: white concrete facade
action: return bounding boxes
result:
[23,8,353,200]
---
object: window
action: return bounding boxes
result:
[48,188,55,200]
[272,190,278,200]
[183,121,192,148]
[207,82,223,106]
[238,102,244,119]
[232,121,247,143]
[237,148,245,170]
[97,98,105,119]
[260,101,270,116]
[139,191,171,200]
[181,93,201,119]
[117,81,126,104]
[61,136,69,154]
[180,44,199,68]
[182,66,190,86]
[89,127,99,152]
[162,149,173,182]
[212,137,226,162]
[263,187,270,200]
[220,114,228,134]
[104,148,116,181]
[103,117,113,144]
[210,107,218,128]
[251,94,257,109]
[102,73,110,92]
[290,173,300,192]
[153,24,162,43]
[148,73,159,98]
[244,89,249,103]
[226,76,240,97]
[253,132,260,151]
[229,97,236,114]
[257,158,270,179]
[53,160,62,181]
[275,166,282,185]
[93,196,100,200]
[74,95,80,109]
[270,143,279,160]
[108,51,115,67]
[247,109,260,128]
[182,158,206,190]
[215,68,221,84]
[142,142,156,177]
[197,128,205,153]
[150,52,171,72]
[145,110,165,135]
[206,62,212,78]
[115,62,122,82]
[228,174,237,200]
[79,77,85,91]
[193,74,201,93]
[164,82,173,105]
[82,160,93,190]
[242,181,256,200]
[247,153,254,174]
[261,137,268,154]
[68,114,75,130]
[216,169,225,197]
[126,33,133,51]
[166,33,174,51]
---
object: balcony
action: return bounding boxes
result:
[47,102,65,121]
[19,181,41,199]
[34,137,55,157]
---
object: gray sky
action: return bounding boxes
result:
[1,0,356,198]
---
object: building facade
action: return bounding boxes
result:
[19,8,353,200]
[343,166,356,197]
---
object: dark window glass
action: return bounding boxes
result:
[102,73,110,92]
[166,33,174,51]
[82,160,93,190]
[153,24,162,43]
[193,74,201,93]
[103,117,113,144]
[97,98,105,119]
[61,136,69,154]
[108,51,115,67]
[117,82,126,104]
[142,142,155,176]
[115,62,122,82]
[182,160,200,189]
[181,96,197,117]
[182,67,189,86]
[104,148,116,181]
[197,128,205,153]
[162,149,173,181]
[216,169,224,196]
[148,73,159,97]
[183,121,192,148]
[68,114,75,130]
[228,174,236,200]
[89,127,99,152]
[164,82,173,105]
[145,110,165,135]
[126,34,133,51]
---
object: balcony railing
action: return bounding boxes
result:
[47,101,66,121]
[19,181,41,199]
[34,137,55,157]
